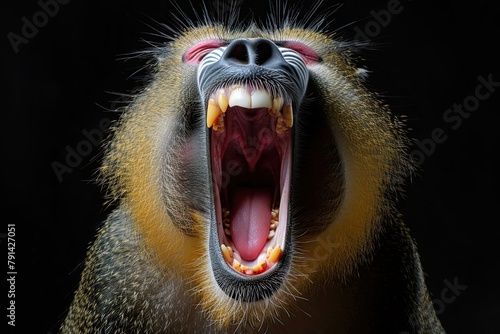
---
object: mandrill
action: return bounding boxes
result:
[61,4,445,334]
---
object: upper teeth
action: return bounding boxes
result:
[206,85,293,131]
[229,87,274,109]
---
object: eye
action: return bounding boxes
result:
[281,41,321,65]
[183,40,228,64]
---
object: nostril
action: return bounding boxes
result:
[225,42,249,65]
[254,41,273,66]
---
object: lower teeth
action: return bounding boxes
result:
[220,243,283,275]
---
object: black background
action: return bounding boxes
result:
[3,0,499,333]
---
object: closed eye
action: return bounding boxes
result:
[183,40,228,64]
[280,41,321,65]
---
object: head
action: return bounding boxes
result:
[101,3,412,329]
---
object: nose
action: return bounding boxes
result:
[221,38,285,69]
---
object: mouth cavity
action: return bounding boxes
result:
[208,84,292,276]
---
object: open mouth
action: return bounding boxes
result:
[207,84,292,276]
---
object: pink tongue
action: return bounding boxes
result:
[231,187,272,261]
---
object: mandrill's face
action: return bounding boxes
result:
[174,26,344,301]
[103,16,409,329]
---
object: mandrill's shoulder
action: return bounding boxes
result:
[355,217,446,334]
[61,209,204,333]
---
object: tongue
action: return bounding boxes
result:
[231,187,272,261]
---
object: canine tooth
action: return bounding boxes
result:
[218,90,229,113]
[221,244,233,264]
[207,99,222,128]
[267,230,275,240]
[229,87,251,108]
[251,90,272,109]
[224,228,231,236]
[283,104,293,127]
[267,246,282,263]
[272,97,282,115]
